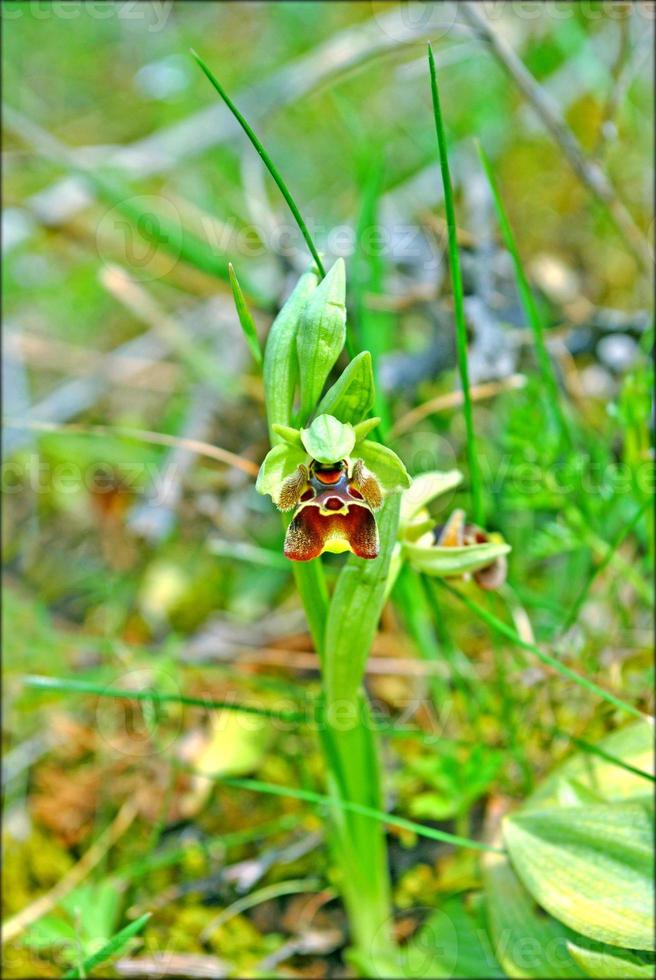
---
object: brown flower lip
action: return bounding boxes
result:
[284,470,379,561]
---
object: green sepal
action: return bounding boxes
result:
[353,417,381,445]
[301,414,355,464]
[403,539,510,576]
[228,263,262,366]
[271,423,302,448]
[255,442,308,500]
[315,350,374,424]
[356,440,411,492]
[296,259,346,421]
[263,270,319,440]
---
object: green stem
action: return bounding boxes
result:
[318,494,402,966]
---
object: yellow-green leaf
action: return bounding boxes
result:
[263,270,318,439]
[315,350,374,424]
[483,847,585,978]
[296,259,346,421]
[504,802,655,951]
[566,936,655,978]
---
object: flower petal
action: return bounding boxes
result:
[284,501,379,561]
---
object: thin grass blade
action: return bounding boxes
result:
[439,582,647,721]
[477,140,572,448]
[228,263,263,366]
[428,45,484,525]
[63,913,151,979]
[191,49,325,277]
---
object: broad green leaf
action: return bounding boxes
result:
[483,848,584,978]
[357,440,411,492]
[315,351,374,424]
[296,259,347,420]
[228,262,262,366]
[504,802,655,950]
[301,414,355,464]
[263,270,318,439]
[255,442,307,500]
[566,936,655,978]
[401,894,503,978]
[400,470,463,524]
[403,539,510,577]
[526,720,654,810]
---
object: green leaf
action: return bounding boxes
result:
[525,720,654,810]
[255,442,308,500]
[400,470,464,524]
[566,936,655,978]
[63,912,151,979]
[315,351,375,424]
[296,259,347,421]
[503,802,655,950]
[483,848,585,978]
[402,894,503,978]
[300,414,355,464]
[228,263,263,366]
[356,440,411,492]
[403,539,510,577]
[263,270,319,439]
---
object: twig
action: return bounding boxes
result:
[128,385,218,542]
[460,2,651,272]
[3,419,259,477]
[2,800,137,944]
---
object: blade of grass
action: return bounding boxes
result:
[195,772,501,854]
[228,262,263,366]
[119,815,298,879]
[477,140,572,449]
[23,675,305,723]
[428,44,484,526]
[560,499,651,635]
[438,582,647,721]
[551,727,655,783]
[62,913,151,979]
[191,49,325,278]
